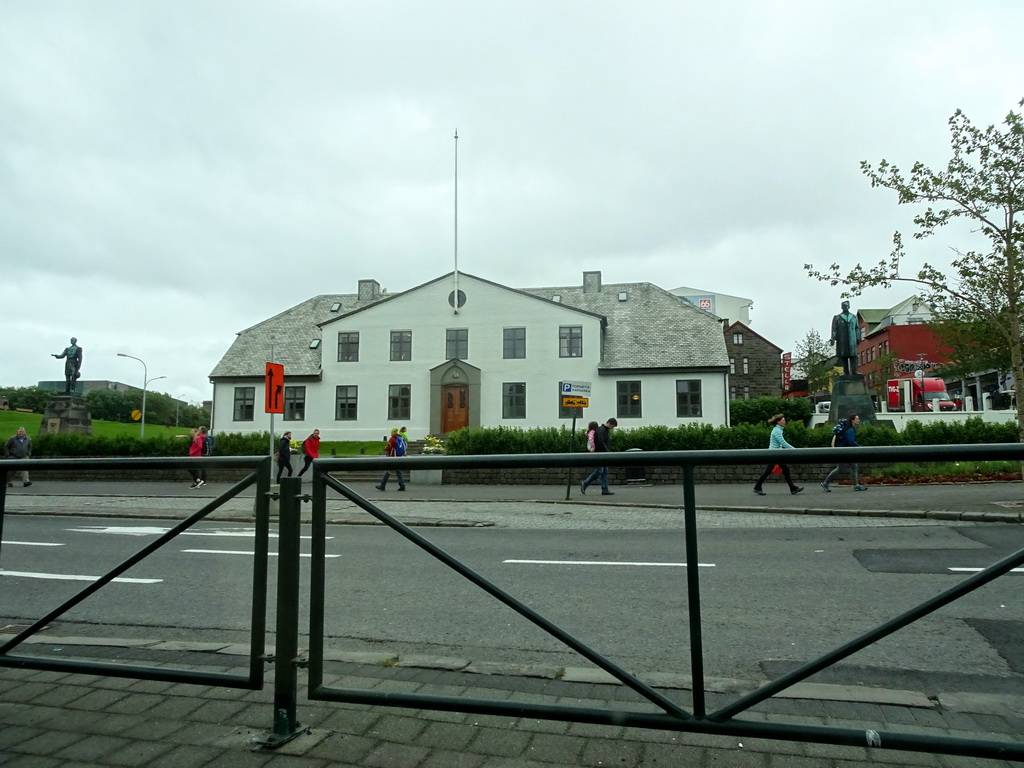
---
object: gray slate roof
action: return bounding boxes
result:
[523,281,728,370]
[209,275,727,379]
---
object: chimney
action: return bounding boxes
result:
[583,271,602,294]
[358,279,382,301]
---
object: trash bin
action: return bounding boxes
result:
[624,447,646,484]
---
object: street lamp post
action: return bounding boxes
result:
[117,353,165,438]
[175,393,187,427]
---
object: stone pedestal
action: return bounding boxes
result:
[39,396,93,435]
[830,376,877,425]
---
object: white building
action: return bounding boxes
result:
[209,271,730,440]
[669,285,754,327]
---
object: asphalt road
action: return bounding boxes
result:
[2,512,1020,695]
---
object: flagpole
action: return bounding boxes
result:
[453,129,459,314]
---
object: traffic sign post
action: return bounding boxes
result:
[560,381,592,500]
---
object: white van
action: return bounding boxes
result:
[816,401,831,414]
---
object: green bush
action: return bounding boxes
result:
[729,397,812,426]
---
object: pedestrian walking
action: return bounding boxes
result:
[188,427,207,489]
[585,420,599,453]
[753,414,804,495]
[375,427,407,491]
[5,426,32,487]
[297,428,320,477]
[580,418,617,496]
[276,431,294,483]
[821,414,867,491]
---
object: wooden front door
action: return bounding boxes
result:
[441,384,469,433]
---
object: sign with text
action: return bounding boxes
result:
[561,396,589,408]
[560,380,592,396]
[265,362,284,414]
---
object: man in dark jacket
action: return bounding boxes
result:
[580,418,617,496]
[821,414,866,491]
[5,427,32,487]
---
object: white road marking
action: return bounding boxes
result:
[948,567,1024,573]
[1,541,65,547]
[181,549,340,558]
[504,559,715,567]
[0,570,161,583]
[67,526,328,540]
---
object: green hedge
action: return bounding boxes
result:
[19,418,1021,458]
[443,418,1019,455]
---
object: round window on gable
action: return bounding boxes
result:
[448,290,467,308]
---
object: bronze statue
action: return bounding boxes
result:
[53,337,83,394]
[829,301,860,376]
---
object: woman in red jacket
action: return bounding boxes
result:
[297,429,320,477]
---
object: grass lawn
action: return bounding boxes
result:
[0,409,193,439]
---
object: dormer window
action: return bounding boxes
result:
[309,339,321,349]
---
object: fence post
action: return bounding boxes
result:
[267,475,306,746]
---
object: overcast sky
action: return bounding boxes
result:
[2,1,1022,406]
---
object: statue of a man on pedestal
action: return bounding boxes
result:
[53,337,83,394]
[830,301,860,376]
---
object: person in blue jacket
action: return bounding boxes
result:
[753,414,803,495]
[821,414,867,491]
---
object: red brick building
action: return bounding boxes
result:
[856,298,952,394]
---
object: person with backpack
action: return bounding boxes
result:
[276,430,294,483]
[297,428,320,477]
[821,414,867,491]
[585,421,599,453]
[188,426,207,489]
[580,417,618,495]
[752,414,803,496]
[375,426,407,491]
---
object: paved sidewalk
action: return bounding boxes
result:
[2,637,1024,767]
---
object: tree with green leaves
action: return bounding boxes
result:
[806,99,1024,440]
[793,329,835,395]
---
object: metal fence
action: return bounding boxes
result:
[2,445,1023,760]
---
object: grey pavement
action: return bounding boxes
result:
[3,479,1024,766]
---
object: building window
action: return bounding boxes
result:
[729,357,736,375]
[676,380,703,417]
[446,328,468,360]
[743,386,750,400]
[388,384,411,420]
[730,386,737,400]
[335,385,357,420]
[390,331,412,361]
[742,357,749,375]
[502,382,526,419]
[233,387,255,421]
[617,381,642,418]
[337,332,359,362]
[503,327,526,359]
[732,332,743,345]
[284,386,305,421]
[559,326,583,358]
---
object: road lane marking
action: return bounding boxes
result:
[503,560,715,567]
[948,567,1024,573]
[0,570,161,583]
[1,541,65,547]
[67,526,328,540]
[181,549,340,558]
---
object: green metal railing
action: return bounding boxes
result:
[0,456,272,691]
[2,445,1023,760]
[298,443,1024,761]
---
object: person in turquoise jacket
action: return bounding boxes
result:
[753,414,804,496]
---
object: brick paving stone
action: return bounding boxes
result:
[516,717,571,735]
[766,754,837,768]
[53,733,133,761]
[68,687,130,711]
[162,720,245,747]
[0,703,63,727]
[102,739,180,767]
[25,684,92,708]
[703,748,771,767]
[189,697,251,723]
[579,736,645,767]
[417,747,489,768]
[970,713,1016,733]
[304,731,378,763]
[143,695,207,721]
[3,682,55,703]
[877,703,922,726]
[522,731,587,764]
[23,670,72,685]
[799,741,870,762]
[76,712,142,735]
[364,713,429,743]
[361,742,432,768]
[413,720,479,751]
[103,691,166,715]
[146,743,231,768]
[937,754,1018,768]
[565,721,625,739]
[3,756,65,768]
[127,677,178,694]
[467,726,533,758]
[0,724,37,751]
[9,730,82,756]
[319,708,384,735]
